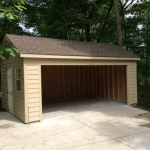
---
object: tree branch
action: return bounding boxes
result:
[104,19,115,32]
[97,0,113,42]
[124,0,134,10]
[123,0,128,8]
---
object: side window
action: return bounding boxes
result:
[15,68,21,91]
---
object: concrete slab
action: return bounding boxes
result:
[65,139,134,150]
[72,106,148,126]
[88,119,150,138]
[33,127,110,150]
[0,99,149,150]
[42,98,126,120]
[117,132,150,150]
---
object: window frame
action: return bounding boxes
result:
[15,68,21,92]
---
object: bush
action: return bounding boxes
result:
[138,92,150,109]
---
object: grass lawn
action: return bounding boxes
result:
[139,113,150,119]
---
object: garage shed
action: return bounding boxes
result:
[1,34,140,123]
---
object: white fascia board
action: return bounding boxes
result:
[20,54,140,61]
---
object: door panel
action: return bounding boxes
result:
[7,68,13,114]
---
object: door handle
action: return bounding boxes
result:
[7,92,12,94]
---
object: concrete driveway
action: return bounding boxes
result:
[0,99,150,150]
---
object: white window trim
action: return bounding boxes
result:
[15,68,21,92]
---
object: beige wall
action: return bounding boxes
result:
[127,62,137,105]
[1,56,25,122]
[23,58,138,123]
[23,63,42,123]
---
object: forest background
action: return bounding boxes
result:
[0,0,149,108]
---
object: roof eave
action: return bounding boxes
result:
[20,54,140,61]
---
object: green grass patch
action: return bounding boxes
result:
[139,113,150,119]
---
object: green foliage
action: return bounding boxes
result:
[139,113,150,118]
[22,0,117,42]
[138,91,150,109]
[0,43,19,59]
[0,0,26,59]
[0,0,26,22]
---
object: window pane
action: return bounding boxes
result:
[16,68,21,79]
[18,69,20,79]
[18,69,20,74]
[18,72,20,79]
[16,80,21,91]
[16,69,18,79]
[15,68,21,91]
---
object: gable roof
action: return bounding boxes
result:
[5,34,139,59]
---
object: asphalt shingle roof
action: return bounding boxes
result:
[6,34,139,58]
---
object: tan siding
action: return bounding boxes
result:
[29,112,40,117]
[27,75,39,79]
[1,56,25,122]
[14,99,24,106]
[28,102,40,107]
[28,93,39,98]
[14,105,24,113]
[1,69,8,110]
[29,107,40,112]
[28,89,39,94]
[23,58,138,123]
[27,70,39,74]
[28,84,39,89]
[29,116,40,122]
[24,64,41,123]
[27,80,39,84]
[127,62,138,105]
[28,98,40,103]
[13,111,25,121]
[27,66,39,70]
[13,93,24,98]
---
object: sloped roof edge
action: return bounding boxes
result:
[5,34,140,60]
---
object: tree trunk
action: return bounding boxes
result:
[85,24,91,42]
[62,0,69,40]
[113,0,122,47]
[145,8,149,87]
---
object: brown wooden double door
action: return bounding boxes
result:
[41,65,127,103]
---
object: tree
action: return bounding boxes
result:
[0,0,26,59]
[22,0,118,43]
[123,0,150,89]
[113,0,122,47]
